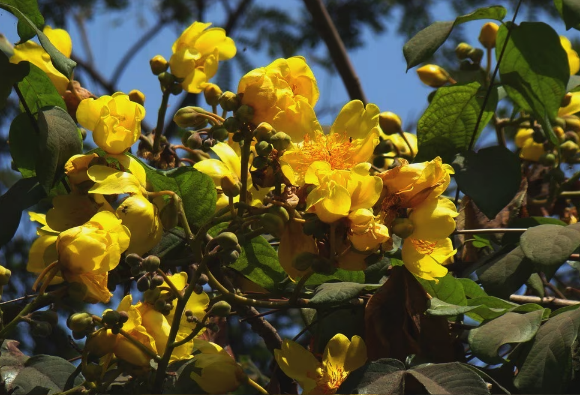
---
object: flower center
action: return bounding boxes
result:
[411,238,437,255]
[300,132,354,171]
[315,362,348,394]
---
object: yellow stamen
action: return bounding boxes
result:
[411,239,437,255]
[299,132,355,171]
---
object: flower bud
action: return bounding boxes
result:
[213,232,239,250]
[125,253,143,267]
[260,213,285,238]
[150,55,169,75]
[539,152,557,167]
[102,310,121,326]
[256,141,273,157]
[221,175,241,198]
[391,218,415,239]
[204,83,223,107]
[252,156,269,169]
[254,122,276,142]
[220,249,240,265]
[561,140,579,157]
[158,71,176,87]
[118,311,129,324]
[565,132,580,145]
[128,89,145,106]
[212,126,229,142]
[219,91,240,112]
[142,255,161,272]
[416,64,450,87]
[169,83,183,95]
[150,275,164,288]
[67,312,94,333]
[270,132,292,151]
[268,206,290,223]
[479,22,499,49]
[186,132,203,149]
[223,117,241,133]
[210,301,232,317]
[379,112,403,136]
[0,266,11,286]
[455,42,473,59]
[555,126,566,141]
[562,93,573,108]
[160,196,180,230]
[174,107,208,129]
[467,48,484,64]
[235,104,255,123]
[31,321,52,337]
[137,276,151,292]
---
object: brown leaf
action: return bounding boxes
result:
[364,266,456,362]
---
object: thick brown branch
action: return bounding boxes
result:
[303,0,367,104]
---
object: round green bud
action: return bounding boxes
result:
[252,156,269,169]
[539,153,557,167]
[235,104,255,123]
[391,218,415,239]
[137,276,152,292]
[149,55,169,75]
[186,133,203,150]
[455,43,473,60]
[125,253,143,267]
[379,112,402,135]
[210,301,232,317]
[218,91,240,112]
[256,141,273,157]
[467,48,484,64]
[260,213,285,238]
[203,139,215,150]
[268,205,290,223]
[254,122,276,142]
[31,321,52,338]
[174,107,208,129]
[158,71,176,87]
[223,117,241,133]
[118,311,129,324]
[142,255,161,273]
[221,175,241,198]
[151,275,164,288]
[67,312,93,333]
[270,132,292,151]
[213,232,239,250]
[232,131,244,143]
[169,83,183,95]
[154,299,167,312]
[212,126,229,142]
[102,310,121,326]
[204,83,223,107]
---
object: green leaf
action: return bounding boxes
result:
[363,257,390,284]
[520,224,580,278]
[0,0,44,42]
[403,6,506,70]
[526,273,545,298]
[427,298,480,316]
[0,2,75,78]
[309,282,379,308]
[514,308,580,393]
[140,163,217,229]
[17,62,66,114]
[453,145,522,219]
[476,246,534,299]
[416,82,498,163]
[555,0,580,31]
[150,228,187,259]
[0,177,45,247]
[502,216,567,245]
[468,310,544,364]
[9,113,37,177]
[497,22,569,142]
[409,362,490,395]
[0,51,29,108]
[416,273,466,306]
[230,235,286,292]
[310,306,365,355]
[306,269,365,286]
[457,278,487,299]
[0,340,29,393]
[10,355,84,395]
[36,106,83,193]
[337,358,406,395]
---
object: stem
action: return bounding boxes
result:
[246,377,268,395]
[238,129,253,218]
[397,130,414,157]
[153,89,171,153]
[14,84,40,134]
[509,294,579,306]
[290,271,313,305]
[156,269,183,301]
[0,291,60,339]
[453,228,527,234]
[169,312,209,348]
[467,0,523,151]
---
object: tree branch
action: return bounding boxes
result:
[303,0,367,104]
[509,294,579,306]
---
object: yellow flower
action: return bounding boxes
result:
[347,209,390,252]
[282,100,381,182]
[520,138,545,162]
[559,92,580,117]
[305,161,383,224]
[27,213,63,285]
[561,36,580,75]
[162,272,210,336]
[237,56,320,136]
[479,22,499,49]
[383,132,417,157]
[402,237,455,281]
[416,64,450,88]
[45,194,103,232]
[116,195,164,255]
[189,339,246,394]
[77,92,146,155]
[10,26,72,95]
[170,21,236,93]
[64,153,99,192]
[379,157,453,211]
[407,197,458,241]
[274,334,367,395]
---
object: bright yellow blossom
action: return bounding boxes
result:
[274,334,367,395]
[561,36,580,75]
[282,100,381,182]
[77,92,146,155]
[237,56,320,136]
[402,237,456,281]
[170,22,236,93]
[305,161,383,224]
[162,272,210,336]
[10,26,72,95]
[559,93,580,117]
[347,209,390,252]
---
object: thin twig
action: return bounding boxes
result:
[509,294,579,306]
[453,228,527,234]
[303,0,367,104]
[468,0,523,151]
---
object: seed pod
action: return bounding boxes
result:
[142,255,161,272]
[270,132,292,151]
[235,104,255,123]
[210,301,232,317]
[219,91,240,112]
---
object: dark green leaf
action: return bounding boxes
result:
[10,355,84,395]
[416,82,498,163]
[150,228,187,259]
[468,310,544,364]
[497,22,569,143]
[17,62,66,114]
[0,177,45,247]
[403,6,506,70]
[0,0,44,42]
[0,340,29,393]
[460,364,511,394]
[141,163,216,229]
[514,308,580,393]
[416,273,466,306]
[476,246,534,299]
[453,146,522,219]
[457,278,487,299]
[363,257,390,284]
[9,112,37,177]
[36,106,83,193]
[409,362,490,395]
[337,358,406,395]
[502,216,566,245]
[309,282,378,308]
[520,224,580,278]
[0,2,75,78]
[427,298,479,316]
[230,235,286,292]
[555,0,580,31]
[310,306,366,355]
[526,273,545,298]
[306,269,365,286]
[0,51,29,108]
